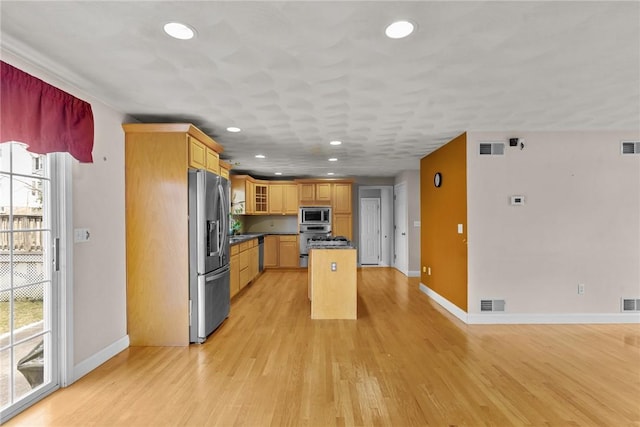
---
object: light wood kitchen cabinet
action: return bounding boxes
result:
[246,180,255,214]
[230,246,240,298]
[279,235,299,268]
[269,184,284,214]
[219,159,231,180]
[232,238,259,293]
[189,135,219,174]
[269,182,298,215]
[283,184,298,214]
[263,235,299,268]
[298,183,315,203]
[298,182,332,205]
[231,175,256,214]
[264,235,278,268]
[254,182,268,214]
[316,183,332,202]
[122,123,223,346]
[232,175,268,215]
[333,213,353,240]
[333,183,352,214]
[249,244,259,280]
[309,248,357,320]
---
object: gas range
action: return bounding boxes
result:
[307,236,352,248]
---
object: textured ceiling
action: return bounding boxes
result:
[1,1,639,178]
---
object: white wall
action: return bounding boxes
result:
[3,52,129,376]
[467,131,640,316]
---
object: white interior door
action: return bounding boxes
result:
[359,198,381,265]
[394,183,408,275]
[0,142,60,420]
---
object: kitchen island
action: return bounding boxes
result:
[308,244,357,320]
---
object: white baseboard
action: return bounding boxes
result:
[407,270,420,278]
[418,283,469,323]
[467,312,640,324]
[418,283,640,325]
[72,334,129,383]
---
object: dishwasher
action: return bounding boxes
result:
[258,235,264,272]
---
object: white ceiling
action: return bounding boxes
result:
[2,1,639,178]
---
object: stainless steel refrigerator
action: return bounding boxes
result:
[188,169,230,343]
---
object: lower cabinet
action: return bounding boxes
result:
[279,235,299,268]
[264,235,278,268]
[230,238,259,298]
[230,250,240,298]
[263,234,299,268]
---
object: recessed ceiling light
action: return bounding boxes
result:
[329,140,342,146]
[255,154,266,159]
[274,172,282,176]
[163,22,196,40]
[226,127,241,133]
[385,20,414,39]
[327,172,335,176]
[328,158,338,162]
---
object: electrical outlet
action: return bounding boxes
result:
[578,283,585,295]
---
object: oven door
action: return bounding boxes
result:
[299,230,330,267]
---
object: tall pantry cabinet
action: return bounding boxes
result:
[123,123,224,346]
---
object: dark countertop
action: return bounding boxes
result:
[229,232,298,245]
[307,243,356,250]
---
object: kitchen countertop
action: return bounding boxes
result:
[307,243,356,250]
[229,232,297,245]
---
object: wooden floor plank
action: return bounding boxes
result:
[7,268,640,426]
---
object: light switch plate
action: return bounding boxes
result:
[457,224,463,234]
[74,228,91,243]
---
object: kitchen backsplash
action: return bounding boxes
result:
[238,215,298,233]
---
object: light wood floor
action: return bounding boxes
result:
[8,268,640,426]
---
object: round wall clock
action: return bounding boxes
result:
[434,172,442,188]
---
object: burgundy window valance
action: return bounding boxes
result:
[1,61,94,162]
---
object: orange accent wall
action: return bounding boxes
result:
[420,133,468,311]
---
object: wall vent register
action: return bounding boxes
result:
[621,141,640,155]
[480,299,506,312]
[621,298,640,312]
[479,142,505,156]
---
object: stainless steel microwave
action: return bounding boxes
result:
[299,206,332,225]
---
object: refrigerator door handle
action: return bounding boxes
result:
[205,264,231,282]
[218,182,228,256]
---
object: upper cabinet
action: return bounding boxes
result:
[254,182,268,214]
[269,182,298,215]
[231,175,254,215]
[231,175,268,215]
[299,182,331,206]
[188,134,220,174]
[219,159,231,179]
[333,183,352,214]
[231,176,353,219]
